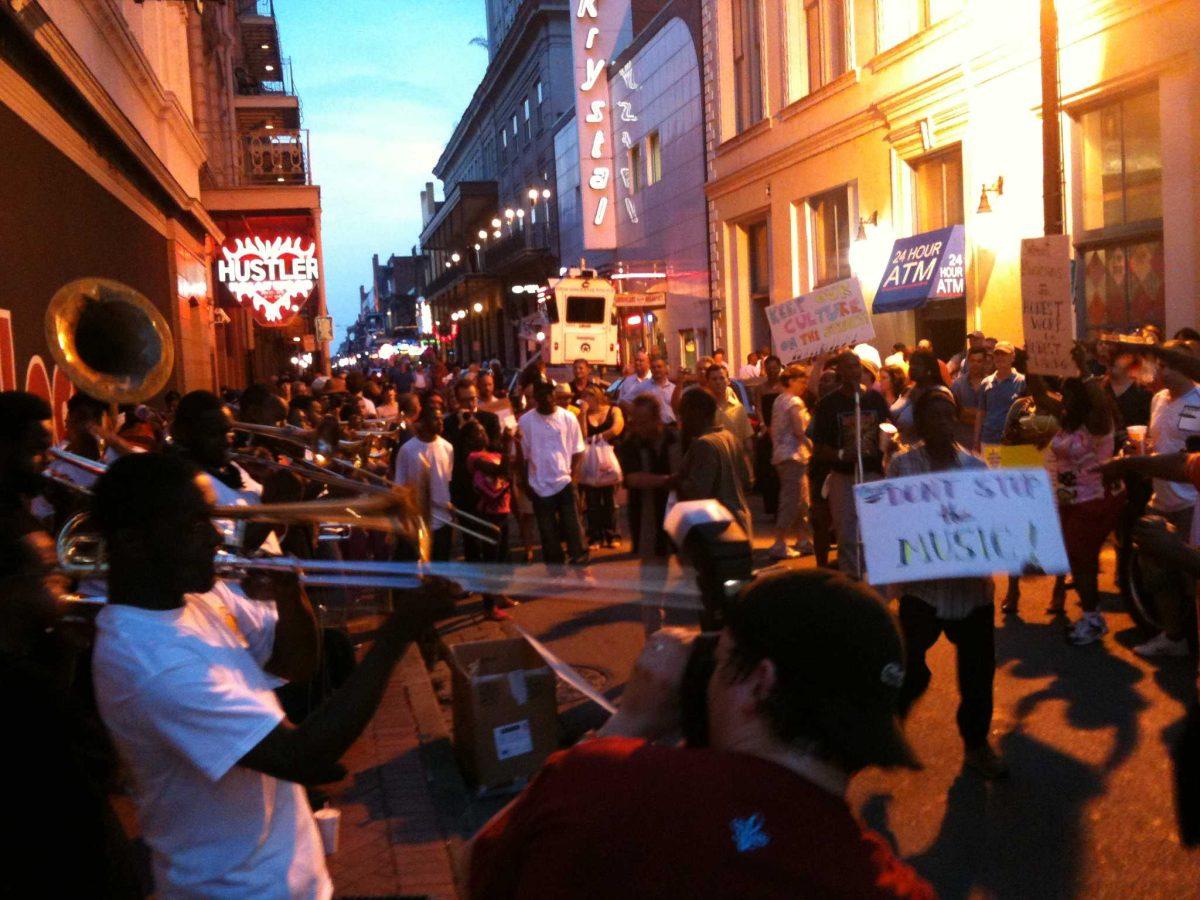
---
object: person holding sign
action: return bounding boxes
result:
[812,351,892,579]
[887,390,1008,780]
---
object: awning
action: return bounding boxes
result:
[872,225,966,314]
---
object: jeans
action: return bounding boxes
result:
[897,597,996,750]
[583,485,617,542]
[431,526,453,562]
[531,483,588,564]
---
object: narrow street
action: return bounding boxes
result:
[423,534,1200,898]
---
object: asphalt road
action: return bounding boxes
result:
[481,543,1200,898]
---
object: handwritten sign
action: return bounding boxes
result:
[853,467,1068,585]
[1021,235,1076,377]
[767,277,875,363]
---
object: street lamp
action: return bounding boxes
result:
[491,218,501,228]
[504,209,515,219]
[528,188,539,201]
[451,252,461,263]
[542,189,552,199]
[478,229,488,240]
[473,302,484,313]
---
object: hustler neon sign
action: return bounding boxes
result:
[217,235,319,326]
[571,0,625,250]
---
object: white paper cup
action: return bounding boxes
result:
[1127,425,1148,455]
[314,807,341,855]
[879,422,898,454]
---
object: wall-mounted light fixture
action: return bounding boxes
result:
[977,176,1004,214]
[856,210,879,241]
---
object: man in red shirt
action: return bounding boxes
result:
[467,568,933,899]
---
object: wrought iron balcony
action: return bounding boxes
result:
[238,128,311,186]
[234,58,294,96]
[237,0,275,17]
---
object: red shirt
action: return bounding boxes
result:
[469,737,935,900]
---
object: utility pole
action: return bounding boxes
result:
[1040,0,1064,236]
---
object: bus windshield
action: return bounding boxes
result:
[565,295,607,324]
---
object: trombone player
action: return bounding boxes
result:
[90,453,455,898]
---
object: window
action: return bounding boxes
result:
[800,0,849,94]
[745,220,772,352]
[1077,88,1164,335]
[877,0,962,51]
[536,80,544,104]
[566,295,607,323]
[629,142,643,193]
[731,0,764,132]
[646,131,662,186]
[1080,89,1162,233]
[748,221,770,298]
[512,113,519,138]
[912,147,964,231]
[808,186,850,286]
[500,128,507,150]
[523,98,532,139]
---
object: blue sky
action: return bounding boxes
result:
[276,0,489,343]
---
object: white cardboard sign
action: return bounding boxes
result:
[767,277,876,364]
[1020,235,1076,378]
[853,467,1069,585]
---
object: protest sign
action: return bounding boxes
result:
[767,277,875,363]
[853,467,1068,586]
[1021,235,1076,377]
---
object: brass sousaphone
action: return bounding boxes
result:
[45,277,175,405]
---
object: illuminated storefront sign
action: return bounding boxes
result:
[571,0,627,250]
[872,225,966,314]
[217,235,319,326]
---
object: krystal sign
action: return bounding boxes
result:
[217,235,319,327]
[571,0,627,250]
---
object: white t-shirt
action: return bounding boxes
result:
[627,378,677,423]
[92,581,330,899]
[210,462,283,556]
[618,372,652,403]
[395,435,454,509]
[1148,385,1200,513]
[518,406,585,498]
[738,363,761,380]
[771,393,812,465]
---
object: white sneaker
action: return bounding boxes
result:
[1133,632,1189,658]
[1067,613,1108,646]
[768,543,801,560]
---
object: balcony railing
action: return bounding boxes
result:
[235,58,294,96]
[237,0,275,17]
[480,218,554,271]
[239,129,311,185]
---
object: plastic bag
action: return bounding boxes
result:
[579,435,623,487]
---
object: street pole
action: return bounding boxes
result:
[1040,0,1064,236]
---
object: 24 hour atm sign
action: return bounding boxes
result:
[872,225,966,314]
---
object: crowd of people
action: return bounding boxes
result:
[7,322,1200,897]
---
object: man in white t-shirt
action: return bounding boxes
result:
[617,351,652,405]
[737,351,762,381]
[627,355,677,424]
[394,405,455,560]
[90,453,453,899]
[1132,341,1200,656]
[517,381,588,564]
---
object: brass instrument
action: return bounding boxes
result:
[45,278,174,405]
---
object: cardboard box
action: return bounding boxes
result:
[448,637,558,790]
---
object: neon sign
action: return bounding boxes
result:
[571,0,626,250]
[217,235,319,326]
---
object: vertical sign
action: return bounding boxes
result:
[1020,235,1075,377]
[571,0,624,250]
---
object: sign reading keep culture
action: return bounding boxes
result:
[872,225,966,314]
[853,467,1069,586]
[767,277,875,363]
[1020,235,1076,378]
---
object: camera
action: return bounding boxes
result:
[664,500,755,746]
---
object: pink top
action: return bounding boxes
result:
[1049,429,1115,505]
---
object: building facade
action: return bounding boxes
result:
[702,0,1198,362]
[555,0,713,369]
[0,0,326,422]
[419,0,575,366]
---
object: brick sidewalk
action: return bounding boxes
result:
[320,641,462,899]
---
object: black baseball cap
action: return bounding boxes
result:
[727,568,919,771]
